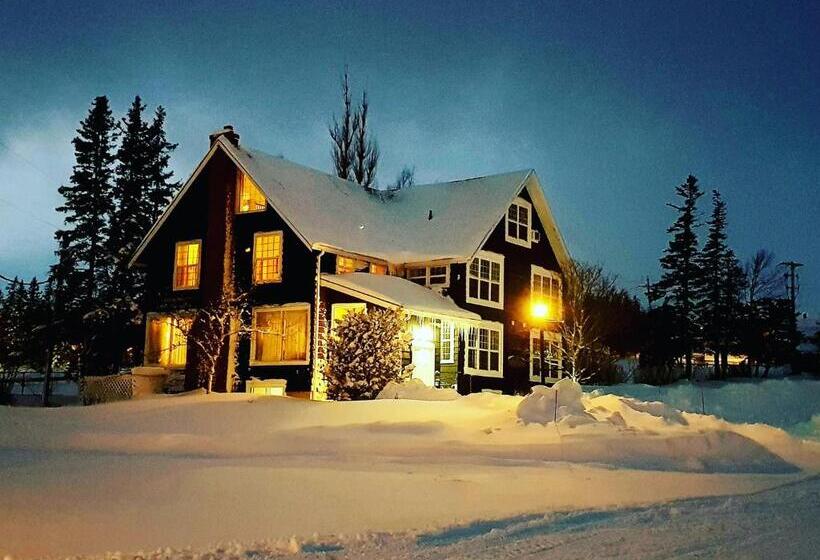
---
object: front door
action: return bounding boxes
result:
[411,338,436,386]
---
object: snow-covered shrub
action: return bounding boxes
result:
[377,378,459,401]
[325,308,410,400]
[517,378,589,425]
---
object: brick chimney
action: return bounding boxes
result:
[209,124,240,147]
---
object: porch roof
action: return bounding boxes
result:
[321,273,481,322]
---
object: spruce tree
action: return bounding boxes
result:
[145,106,179,223]
[352,90,379,190]
[659,175,703,378]
[54,96,117,315]
[696,190,729,375]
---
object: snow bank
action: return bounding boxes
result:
[517,379,591,425]
[588,377,820,431]
[376,379,459,401]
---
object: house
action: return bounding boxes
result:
[129,126,571,397]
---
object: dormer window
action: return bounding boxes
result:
[236,172,267,214]
[505,197,532,248]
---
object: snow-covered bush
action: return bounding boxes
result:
[377,378,459,401]
[517,378,589,425]
[325,308,410,400]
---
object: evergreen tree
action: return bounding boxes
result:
[53,96,117,374]
[696,190,730,375]
[145,106,179,222]
[330,69,379,189]
[0,278,29,373]
[659,175,703,378]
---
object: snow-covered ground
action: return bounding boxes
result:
[1,379,819,559]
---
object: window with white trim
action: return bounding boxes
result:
[505,197,532,247]
[465,323,502,376]
[253,231,283,284]
[406,264,449,288]
[530,329,562,381]
[466,252,503,308]
[531,266,562,321]
[439,321,455,364]
[173,240,201,290]
[251,304,310,365]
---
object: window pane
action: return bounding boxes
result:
[508,205,517,220]
[490,283,499,302]
[282,309,308,361]
[519,206,528,225]
[489,352,499,371]
[490,330,500,351]
[469,278,478,298]
[479,350,488,370]
[490,262,500,282]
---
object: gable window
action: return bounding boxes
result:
[253,231,283,284]
[236,172,267,214]
[531,266,562,321]
[466,251,504,309]
[440,321,455,364]
[465,322,502,377]
[530,330,562,381]
[336,256,369,274]
[506,197,532,248]
[173,240,201,290]
[406,265,449,288]
[251,304,310,365]
[144,314,191,368]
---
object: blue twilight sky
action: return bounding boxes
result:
[0,0,817,313]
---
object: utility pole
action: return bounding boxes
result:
[779,260,803,370]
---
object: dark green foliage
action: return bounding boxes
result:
[658,175,703,378]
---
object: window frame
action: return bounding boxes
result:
[531,265,562,321]
[464,321,504,378]
[143,312,192,369]
[439,320,455,364]
[172,239,202,291]
[250,303,312,366]
[529,329,562,382]
[505,196,532,248]
[252,231,284,285]
[330,302,366,331]
[405,264,450,288]
[465,251,504,309]
[235,172,267,214]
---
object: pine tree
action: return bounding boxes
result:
[330,69,379,190]
[54,96,117,315]
[696,190,729,375]
[145,106,179,222]
[659,175,703,378]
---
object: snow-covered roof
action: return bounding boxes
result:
[131,136,571,268]
[321,273,481,321]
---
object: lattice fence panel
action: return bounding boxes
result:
[81,374,133,405]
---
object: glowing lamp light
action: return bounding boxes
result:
[531,302,549,321]
[412,324,435,343]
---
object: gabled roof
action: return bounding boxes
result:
[131,136,571,269]
[321,273,481,321]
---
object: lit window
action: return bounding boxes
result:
[145,314,191,368]
[466,323,502,376]
[506,197,532,247]
[331,303,366,329]
[251,305,310,365]
[236,172,267,214]
[336,255,369,274]
[530,330,562,381]
[253,232,283,284]
[531,266,562,321]
[173,240,201,290]
[440,321,455,364]
[466,252,503,308]
[369,263,388,275]
[406,264,449,288]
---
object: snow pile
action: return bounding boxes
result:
[588,377,820,431]
[517,379,593,426]
[377,379,460,401]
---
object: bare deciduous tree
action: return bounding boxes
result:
[330,69,356,181]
